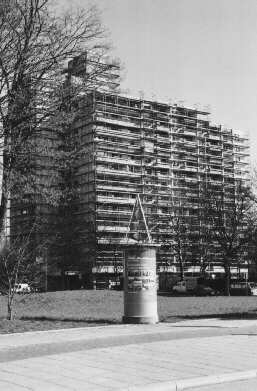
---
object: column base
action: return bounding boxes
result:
[122,315,158,324]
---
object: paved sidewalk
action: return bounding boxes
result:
[0,319,257,390]
[187,377,257,391]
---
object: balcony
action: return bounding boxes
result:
[96,196,135,205]
[96,116,140,128]
[97,225,128,233]
[96,156,141,166]
[96,167,141,177]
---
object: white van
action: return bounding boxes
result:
[14,283,31,294]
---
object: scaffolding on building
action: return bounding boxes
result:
[72,90,250,282]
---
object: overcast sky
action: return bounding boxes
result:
[65,0,257,164]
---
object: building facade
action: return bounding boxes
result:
[70,91,249,287]
[7,61,250,289]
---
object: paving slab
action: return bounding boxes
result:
[1,317,257,350]
[0,332,256,389]
[171,318,257,329]
[0,319,257,390]
[186,376,257,391]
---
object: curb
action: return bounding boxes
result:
[0,328,230,364]
[125,369,257,391]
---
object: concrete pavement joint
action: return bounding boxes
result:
[124,370,257,391]
[176,370,257,390]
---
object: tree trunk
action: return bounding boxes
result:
[61,269,66,291]
[200,262,207,277]
[178,252,184,281]
[0,193,8,237]
[224,263,230,296]
[0,142,12,236]
[7,298,13,320]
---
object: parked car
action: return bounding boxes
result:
[95,280,110,290]
[172,278,198,294]
[172,280,187,294]
[193,284,215,296]
[249,282,257,296]
[13,283,31,294]
[109,280,121,290]
[230,282,251,296]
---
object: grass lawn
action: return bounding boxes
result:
[0,290,257,333]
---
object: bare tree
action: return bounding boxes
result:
[0,224,47,319]
[163,202,192,281]
[206,181,257,295]
[0,0,119,234]
[196,184,216,277]
[0,0,120,294]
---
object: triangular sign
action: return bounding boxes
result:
[126,194,152,243]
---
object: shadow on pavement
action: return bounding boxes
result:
[22,312,257,324]
[20,315,120,325]
[161,311,257,322]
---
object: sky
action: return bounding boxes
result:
[63,0,257,164]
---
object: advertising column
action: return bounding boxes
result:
[123,244,158,324]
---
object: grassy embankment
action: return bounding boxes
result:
[0,290,257,333]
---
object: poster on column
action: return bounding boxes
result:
[126,256,156,292]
